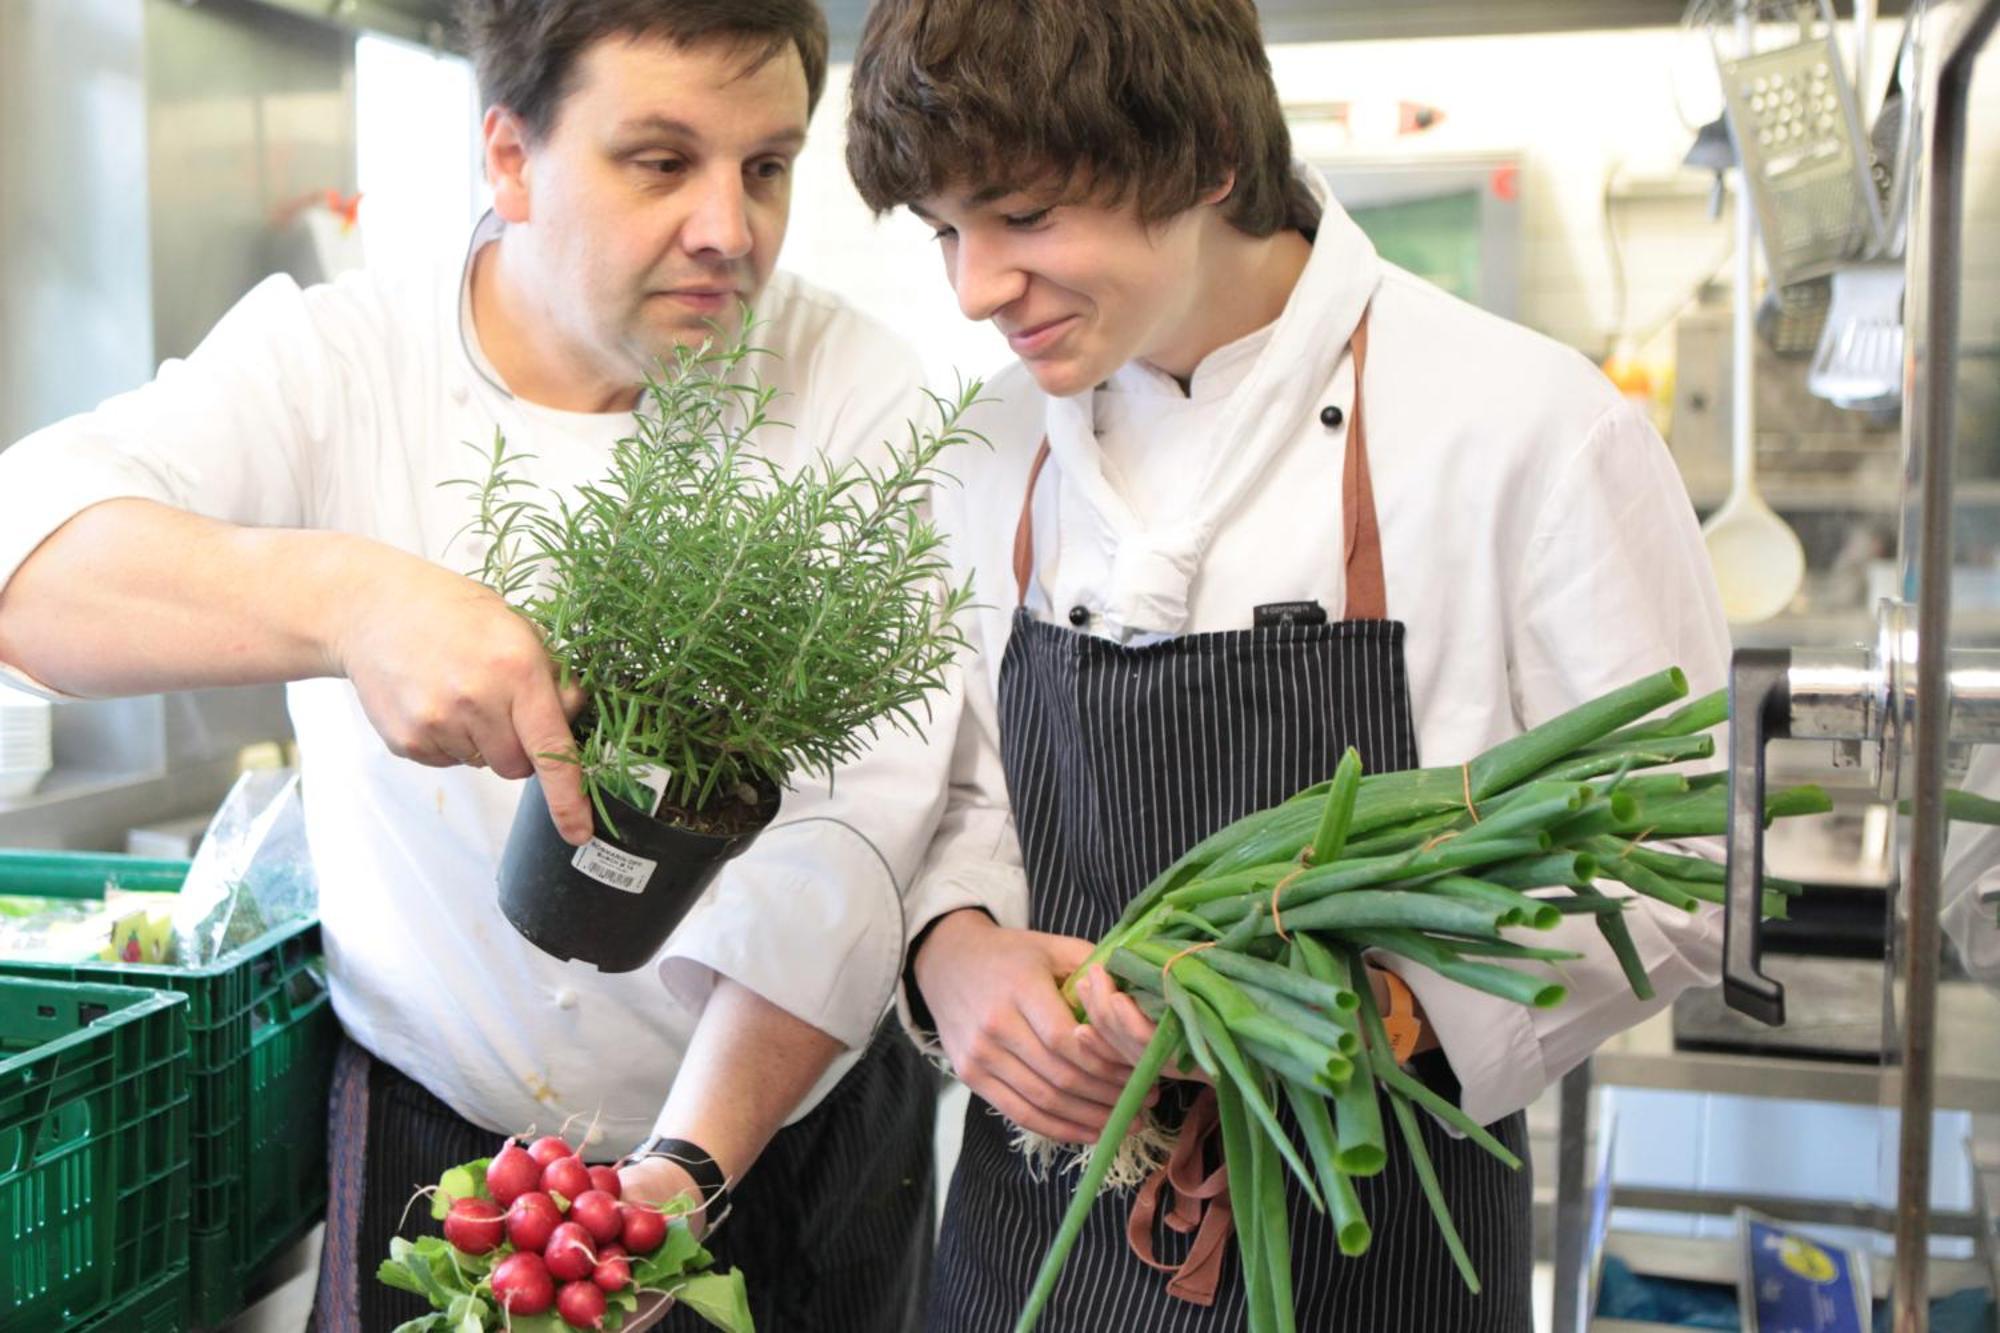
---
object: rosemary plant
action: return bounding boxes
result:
[457,326,977,834]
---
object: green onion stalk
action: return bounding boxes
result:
[1014,669,1833,1333]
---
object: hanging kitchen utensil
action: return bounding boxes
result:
[1807,263,1905,410]
[1692,0,1887,286]
[1703,128,1807,624]
[1801,4,1926,412]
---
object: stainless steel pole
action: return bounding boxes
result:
[1894,5,2000,1328]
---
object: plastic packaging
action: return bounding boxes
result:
[171,769,318,967]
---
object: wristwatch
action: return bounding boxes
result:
[633,1136,733,1231]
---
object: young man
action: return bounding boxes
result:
[0,3,943,1328]
[848,1,1732,1329]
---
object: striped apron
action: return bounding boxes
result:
[927,313,1534,1332]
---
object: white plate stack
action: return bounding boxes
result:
[0,682,53,799]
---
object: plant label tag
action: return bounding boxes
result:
[571,839,657,895]
[632,764,671,817]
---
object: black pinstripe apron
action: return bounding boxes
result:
[928,313,1534,1332]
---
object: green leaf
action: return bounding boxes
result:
[382,1237,456,1310]
[629,1223,709,1287]
[377,1256,430,1299]
[444,1291,486,1333]
[670,1271,755,1333]
[502,1315,568,1333]
[465,1157,494,1200]
[433,1165,478,1219]
[389,1316,448,1333]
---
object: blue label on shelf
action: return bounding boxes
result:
[1741,1214,1869,1333]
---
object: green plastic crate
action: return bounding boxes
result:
[0,859,338,1328]
[0,977,191,1332]
[71,1261,190,1333]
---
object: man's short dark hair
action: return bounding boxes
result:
[459,0,830,139]
[845,0,1314,236]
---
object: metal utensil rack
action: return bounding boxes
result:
[1555,4,2000,1330]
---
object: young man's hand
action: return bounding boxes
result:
[1073,963,1212,1084]
[327,548,593,843]
[915,910,1150,1143]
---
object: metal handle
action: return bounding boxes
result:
[1724,647,1793,1025]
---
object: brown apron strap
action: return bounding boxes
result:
[1342,312,1388,621]
[1124,1086,1235,1306]
[1012,438,1054,608]
[1010,306,1386,619]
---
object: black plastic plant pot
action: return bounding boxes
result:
[498,775,765,973]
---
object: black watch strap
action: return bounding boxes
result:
[635,1136,733,1230]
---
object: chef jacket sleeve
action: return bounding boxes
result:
[1376,398,1736,1127]
[0,274,354,694]
[0,274,351,594]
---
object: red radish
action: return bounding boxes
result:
[544,1222,597,1282]
[568,1189,623,1245]
[486,1142,541,1208]
[542,1155,592,1201]
[620,1202,668,1255]
[592,1249,631,1293]
[442,1196,505,1255]
[506,1191,562,1253]
[587,1165,623,1199]
[491,1251,555,1315]
[529,1135,575,1167]
[557,1278,608,1330]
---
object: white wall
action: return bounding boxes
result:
[782,66,1011,390]
[355,32,486,272]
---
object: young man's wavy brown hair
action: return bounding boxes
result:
[845,0,1314,236]
[458,0,830,140]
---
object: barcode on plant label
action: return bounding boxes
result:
[571,839,657,895]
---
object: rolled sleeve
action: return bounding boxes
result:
[895,633,1028,1053]
[1378,891,1721,1127]
[658,817,906,1051]
[658,680,960,1050]
[0,274,338,603]
[1388,396,1735,1129]
[0,449,178,600]
[1374,952,1545,1128]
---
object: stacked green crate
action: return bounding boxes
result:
[0,856,338,1327]
[0,977,191,1331]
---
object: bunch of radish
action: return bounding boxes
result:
[446,1133,671,1327]
[378,1120,748,1328]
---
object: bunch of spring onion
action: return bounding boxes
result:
[1015,667,1831,1333]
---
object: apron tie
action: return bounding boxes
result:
[1124,1086,1235,1306]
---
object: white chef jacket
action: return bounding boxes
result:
[903,167,1735,1128]
[0,212,956,1149]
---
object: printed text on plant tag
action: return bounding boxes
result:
[571,839,657,895]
